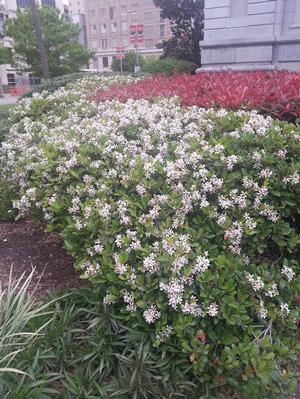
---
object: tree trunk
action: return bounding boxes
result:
[30,0,50,80]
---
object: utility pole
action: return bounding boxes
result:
[30,0,50,79]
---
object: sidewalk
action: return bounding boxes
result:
[0,94,20,105]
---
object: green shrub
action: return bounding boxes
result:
[1,77,300,397]
[0,180,17,221]
[111,51,145,73]
[143,57,197,75]
[0,105,12,144]
[0,286,198,398]
[21,72,95,99]
[0,269,59,398]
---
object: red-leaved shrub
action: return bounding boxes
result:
[93,71,300,122]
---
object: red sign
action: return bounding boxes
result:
[137,24,144,35]
[116,54,125,59]
[116,47,125,52]
[129,24,137,35]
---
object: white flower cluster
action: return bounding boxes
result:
[1,76,298,338]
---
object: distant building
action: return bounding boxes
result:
[0,0,65,93]
[68,0,87,46]
[200,0,300,71]
[83,0,171,72]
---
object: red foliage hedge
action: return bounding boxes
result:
[94,71,300,122]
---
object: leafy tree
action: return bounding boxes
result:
[111,51,145,73]
[0,46,12,65]
[153,0,204,65]
[5,6,93,77]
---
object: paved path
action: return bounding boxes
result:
[0,95,20,105]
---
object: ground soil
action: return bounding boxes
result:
[0,219,86,295]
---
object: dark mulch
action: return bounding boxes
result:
[0,220,86,295]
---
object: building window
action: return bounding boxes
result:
[41,0,55,7]
[145,38,153,49]
[159,24,165,37]
[121,21,128,33]
[143,0,153,6]
[109,6,115,19]
[91,40,97,49]
[100,23,106,33]
[159,11,164,22]
[92,58,98,69]
[230,0,248,17]
[144,11,153,21]
[111,38,117,48]
[7,73,15,86]
[91,24,97,34]
[29,74,40,86]
[121,37,129,47]
[111,22,117,33]
[102,56,109,68]
[132,2,138,10]
[16,0,30,8]
[101,38,107,48]
[121,4,127,14]
[144,25,153,36]
[99,7,105,17]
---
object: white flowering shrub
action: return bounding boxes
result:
[1,76,300,397]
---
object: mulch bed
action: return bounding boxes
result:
[0,219,86,295]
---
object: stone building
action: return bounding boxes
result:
[84,0,172,72]
[201,0,300,71]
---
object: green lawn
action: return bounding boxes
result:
[0,104,13,113]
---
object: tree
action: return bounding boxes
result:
[5,6,93,77]
[111,51,145,73]
[153,0,204,65]
[30,0,49,79]
[0,46,12,65]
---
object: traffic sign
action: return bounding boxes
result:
[129,24,144,43]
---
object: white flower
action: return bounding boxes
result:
[123,291,137,312]
[181,296,203,316]
[156,325,173,342]
[143,305,161,324]
[207,302,218,317]
[280,303,290,317]
[193,252,210,274]
[246,272,264,291]
[281,266,295,282]
[143,253,159,274]
[265,283,279,298]
[283,172,300,185]
[259,168,273,179]
[258,301,268,319]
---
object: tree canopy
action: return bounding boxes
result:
[153,0,204,65]
[5,6,93,77]
[0,46,12,65]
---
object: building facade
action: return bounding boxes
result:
[84,0,171,72]
[0,0,64,93]
[68,0,87,46]
[201,0,300,71]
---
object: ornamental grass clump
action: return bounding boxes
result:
[0,76,299,397]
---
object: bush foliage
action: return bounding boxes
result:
[1,76,300,397]
[21,72,94,98]
[143,57,197,75]
[1,286,198,398]
[94,71,300,123]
